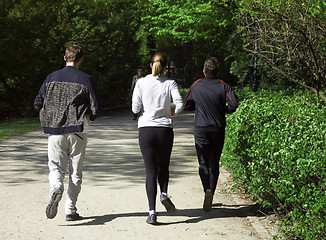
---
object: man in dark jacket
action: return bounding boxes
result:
[34,44,101,221]
[184,57,239,212]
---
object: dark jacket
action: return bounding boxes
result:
[34,66,101,135]
[184,77,238,131]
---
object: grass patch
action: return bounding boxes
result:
[0,118,42,142]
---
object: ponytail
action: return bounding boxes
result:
[151,53,167,77]
[152,60,162,76]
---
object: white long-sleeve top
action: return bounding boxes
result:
[132,74,183,128]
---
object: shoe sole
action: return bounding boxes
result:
[161,199,176,213]
[203,191,213,212]
[65,213,83,221]
[46,191,62,219]
[146,219,158,225]
[66,215,82,221]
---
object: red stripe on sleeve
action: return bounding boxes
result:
[218,79,236,107]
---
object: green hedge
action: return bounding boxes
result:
[222,88,326,239]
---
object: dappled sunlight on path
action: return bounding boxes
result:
[0,111,275,240]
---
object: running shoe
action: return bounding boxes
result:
[160,194,176,213]
[146,214,157,225]
[203,189,213,212]
[46,189,62,219]
[65,213,83,221]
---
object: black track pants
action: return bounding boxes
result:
[194,130,225,194]
[139,127,174,211]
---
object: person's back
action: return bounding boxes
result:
[134,74,182,128]
[185,77,237,131]
[36,66,99,134]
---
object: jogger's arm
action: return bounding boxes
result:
[132,81,142,114]
[225,84,239,114]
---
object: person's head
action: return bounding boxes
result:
[150,52,168,77]
[64,44,84,65]
[137,66,144,76]
[203,57,219,78]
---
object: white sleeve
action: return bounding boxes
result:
[132,81,142,114]
[171,81,183,115]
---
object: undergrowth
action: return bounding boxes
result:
[221,87,326,239]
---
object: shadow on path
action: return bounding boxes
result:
[0,112,197,186]
[64,203,258,227]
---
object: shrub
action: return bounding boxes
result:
[179,88,189,99]
[222,88,326,239]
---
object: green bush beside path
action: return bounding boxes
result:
[222,88,326,239]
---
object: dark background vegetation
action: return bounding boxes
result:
[1,0,324,120]
[1,0,325,238]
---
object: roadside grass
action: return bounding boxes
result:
[0,118,41,142]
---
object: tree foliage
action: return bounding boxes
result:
[142,0,234,43]
[0,0,325,117]
[0,0,142,119]
[235,0,326,101]
[136,0,239,86]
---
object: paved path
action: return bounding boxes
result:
[0,112,276,240]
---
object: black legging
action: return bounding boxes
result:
[194,130,225,195]
[139,127,174,211]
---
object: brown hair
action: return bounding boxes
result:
[151,52,168,76]
[65,44,83,62]
[203,57,219,78]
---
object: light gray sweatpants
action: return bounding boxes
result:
[48,133,87,215]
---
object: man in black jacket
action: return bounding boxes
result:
[184,57,239,212]
[34,45,101,221]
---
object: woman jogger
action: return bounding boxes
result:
[132,52,183,224]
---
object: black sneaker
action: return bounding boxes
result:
[46,189,62,219]
[65,213,83,221]
[160,194,176,213]
[203,189,213,212]
[146,214,157,225]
